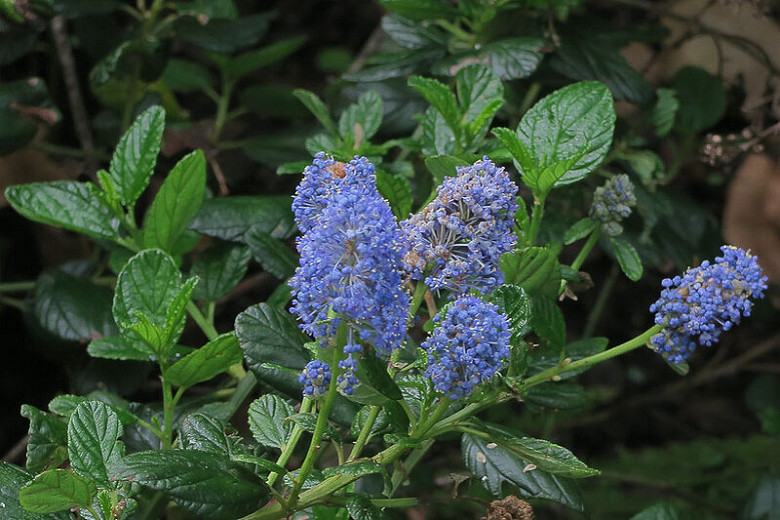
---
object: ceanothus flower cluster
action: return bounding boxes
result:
[401,157,518,295]
[422,296,511,400]
[649,246,767,363]
[299,360,331,398]
[290,155,410,397]
[589,174,636,236]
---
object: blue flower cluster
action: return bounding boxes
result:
[589,174,636,236]
[401,157,518,295]
[649,246,767,363]
[290,154,411,396]
[299,360,331,398]
[422,295,511,400]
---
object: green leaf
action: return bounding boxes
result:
[492,127,535,176]
[87,336,155,361]
[144,150,207,253]
[338,90,384,142]
[0,462,71,520]
[20,405,68,474]
[530,297,566,350]
[481,38,544,80]
[235,303,310,372]
[189,195,295,241]
[462,433,585,512]
[630,501,682,520]
[288,413,342,444]
[489,284,532,342]
[743,475,780,520]
[49,393,139,426]
[191,243,252,301]
[293,89,339,137]
[247,394,295,450]
[323,461,386,480]
[162,59,214,93]
[19,469,97,514]
[347,354,403,405]
[517,81,616,188]
[381,14,447,50]
[114,450,271,520]
[244,225,297,280]
[501,247,561,297]
[524,381,588,410]
[175,14,269,54]
[5,181,120,240]
[376,170,412,220]
[408,75,461,136]
[528,337,607,380]
[420,107,457,156]
[346,494,391,520]
[456,64,503,126]
[113,249,182,335]
[108,105,165,206]
[180,413,251,458]
[0,78,55,154]
[67,401,124,488]
[479,423,599,478]
[379,0,458,20]
[671,66,726,133]
[610,236,643,281]
[563,217,598,245]
[650,88,678,137]
[166,333,242,388]
[33,270,117,342]
[227,36,307,81]
[424,155,472,187]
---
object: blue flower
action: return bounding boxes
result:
[337,356,359,396]
[649,246,767,363]
[589,174,636,236]
[401,157,518,295]
[299,360,332,398]
[289,158,410,356]
[292,153,378,235]
[422,295,511,400]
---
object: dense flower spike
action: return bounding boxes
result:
[649,246,767,363]
[299,360,332,398]
[289,157,410,355]
[401,157,518,294]
[589,174,636,236]
[337,356,359,396]
[423,296,511,400]
[291,152,378,234]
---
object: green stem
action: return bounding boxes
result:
[0,281,36,293]
[413,397,450,437]
[161,380,175,449]
[327,497,419,508]
[570,228,602,273]
[267,398,312,486]
[388,439,434,496]
[186,301,219,340]
[524,200,545,248]
[408,279,429,324]
[517,81,542,118]
[522,325,663,388]
[582,263,619,338]
[426,398,493,438]
[223,371,257,420]
[348,406,381,461]
[213,77,235,143]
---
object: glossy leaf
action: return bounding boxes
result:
[338,90,383,142]
[108,105,165,206]
[0,461,71,520]
[191,243,252,301]
[379,0,459,20]
[244,225,297,280]
[289,413,341,443]
[235,303,310,373]
[67,401,124,487]
[347,354,403,405]
[530,297,566,350]
[671,66,726,133]
[563,218,597,245]
[524,381,588,410]
[610,236,643,281]
[650,88,678,137]
[293,89,339,137]
[144,150,207,253]
[227,36,307,81]
[482,38,544,80]
[247,394,295,450]
[501,247,561,297]
[87,336,155,361]
[408,75,461,136]
[189,196,295,241]
[376,170,412,220]
[5,181,120,240]
[19,469,97,514]
[166,333,242,388]
[20,405,68,474]
[179,413,250,457]
[490,284,532,342]
[162,58,214,93]
[346,494,391,520]
[174,14,269,54]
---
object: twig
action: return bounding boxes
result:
[50,16,98,177]
[206,153,230,196]
[347,25,385,74]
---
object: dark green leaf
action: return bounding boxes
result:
[408,75,461,136]
[114,450,271,519]
[381,14,447,50]
[376,170,412,220]
[189,196,295,241]
[529,337,608,380]
[179,413,250,457]
[489,284,532,342]
[671,66,726,133]
[0,77,54,154]
[240,85,309,119]
[481,38,544,80]
[19,469,97,514]
[342,49,445,83]
[563,218,597,245]
[530,297,566,350]
[191,243,252,301]
[0,461,71,520]
[293,89,339,137]
[67,401,124,487]
[227,36,307,80]
[650,88,678,137]
[462,433,585,512]
[420,108,457,156]
[524,381,587,410]
[247,395,295,450]
[235,303,310,372]
[289,413,342,443]
[456,64,503,124]
[379,0,458,20]
[517,81,615,191]
[347,355,402,406]
[492,127,535,176]
[20,405,68,474]
[630,501,682,520]
[244,225,297,280]
[175,14,269,54]
[166,333,242,388]
[162,59,214,93]
[49,393,139,427]
[144,150,206,253]
[550,40,654,105]
[338,90,383,142]
[176,0,237,19]
[5,181,120,240]
[424,155,473,188]
[479,423,599,478]
[610,236,643,281]
[346,494,391,520]
[501,247,561,297]
[33,270,116,342]
[87,336,155,361]
[108,105,165,206]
